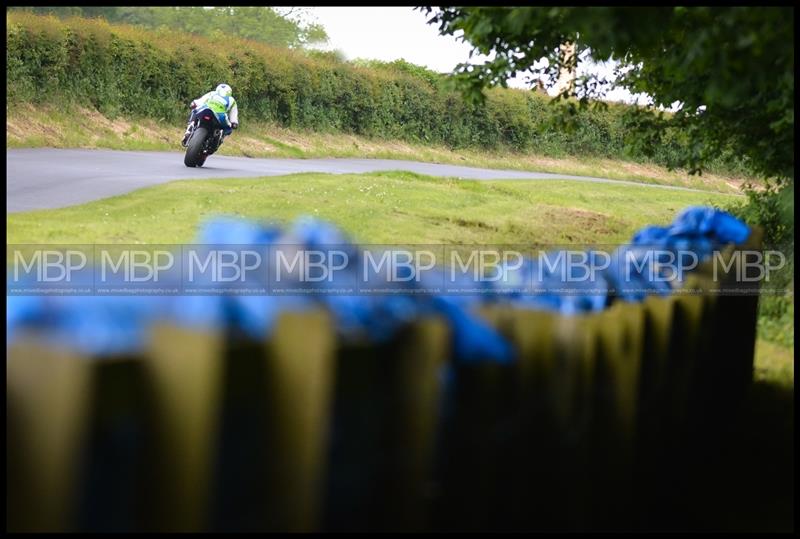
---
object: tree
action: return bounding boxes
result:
[419,7,794,181]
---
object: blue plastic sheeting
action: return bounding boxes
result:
[6,207,749,362]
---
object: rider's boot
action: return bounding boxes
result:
[181,123,193,147]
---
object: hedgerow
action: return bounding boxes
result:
[6,12,752,176]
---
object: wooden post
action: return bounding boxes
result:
[7,341,92,532]
[380,318,449,531]
[322,316,448,532]
[262,309,336,532]
[140,325,225,531]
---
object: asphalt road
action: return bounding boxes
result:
[7,148,701,212]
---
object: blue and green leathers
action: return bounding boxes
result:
[190,90,239,134]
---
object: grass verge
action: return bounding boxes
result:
[6,170,738,245]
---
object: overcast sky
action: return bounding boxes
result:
[302,6,650,105]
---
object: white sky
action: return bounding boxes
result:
[301,6,650,105]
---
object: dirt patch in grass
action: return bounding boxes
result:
[7,103,65,144]
[540,206,627,241]
[451,217,497,231]
[225,135,283,157]
[252,124,316,153]
[79,106,132,135]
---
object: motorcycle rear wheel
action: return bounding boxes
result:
[184,126,208,167]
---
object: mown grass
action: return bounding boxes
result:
[754,338,795,387]
[6,104,750,194]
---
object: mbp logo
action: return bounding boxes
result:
[9,245,94,294]
[274,248,349,282]
[13,249,88,281]
[445,247,528,294]
[183,246,267,294]
[449,250,524,282]
[95,245,180,294]
[360,246,443,293]
[100,249,174,282]
[623,248,699,283]
[713,250,786,283]
[538,249,612,282]
[269,245,356,294]
[186,248,263,282]
[363,250,435,282]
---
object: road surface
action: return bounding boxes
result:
[7,148,703,212]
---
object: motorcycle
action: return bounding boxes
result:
[183,106,227,168]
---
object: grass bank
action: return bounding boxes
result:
[6,104,749,194]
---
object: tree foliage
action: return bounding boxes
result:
[8,6,328,49]
[420,7,794,181]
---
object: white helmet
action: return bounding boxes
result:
[216,83,232,97]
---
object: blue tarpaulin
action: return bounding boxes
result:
[6,207,749,362]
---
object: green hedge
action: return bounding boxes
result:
[6,12,752,176]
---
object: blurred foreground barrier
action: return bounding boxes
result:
[7,214,763,531]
